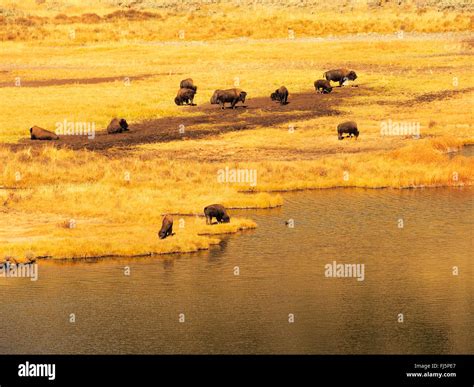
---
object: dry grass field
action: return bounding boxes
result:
[0,0,473,260]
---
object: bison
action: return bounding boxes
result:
[337,121,359,140]
[107,118,129,134]
[175,88,196,106]
[180,78,197,92]
[158,214,174,239]
[210,88,247,109]
[270,86,289,105]
[324,68,357,86]
[30,126,59,140]
[314,79,333,94]
[204,204,230,224]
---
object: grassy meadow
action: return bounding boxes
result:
[0,0,473,260]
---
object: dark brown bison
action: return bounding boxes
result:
[324,68,357,86]
[210,88,247,109]
[175,88,196,106]
[314,79,333,94]
[158,214,174,239]
[30,126,59,140]
[337,121,359,140]
[270,86,289,105]
[204,204,230,224]
[180,78,197,92]
[107,118,129,134]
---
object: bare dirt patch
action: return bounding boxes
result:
[10,86,374,153]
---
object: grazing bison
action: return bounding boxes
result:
[158,214,174,239]
[180,78,197,92]
[337,121,359,140]
[30,126,59,140]
[314,79,333,94]
[270,86,289,105]
[175,88,196,106]
[324,68,357,86]
[210,88,247,109]
[204,204,230,224]
[107,118,129,134]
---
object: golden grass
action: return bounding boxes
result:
[0,2,473,260]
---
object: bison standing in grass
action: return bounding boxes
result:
[175,88,196,106]
[30,126,59,140]
[337,121,359,140]
[314,79,333,94]
[179,78,197,92]
[107,118,129,134]
[324,68,357,86]
[270,86,289,105]
[210,88,247,109]
[158,214,174,239]
[204,204,230,224]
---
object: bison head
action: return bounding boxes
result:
[119,119,128,131]
[239,91,247,103]
[174,97,182,106]
[347,71,357,81]
[158,230,167,239]
[221,215,230,223]
[270,92,278,101]
[210,91,220,104]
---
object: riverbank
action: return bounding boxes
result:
[0,9,473,260]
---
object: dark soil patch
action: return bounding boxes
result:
[8,86,373,153]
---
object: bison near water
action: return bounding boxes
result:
[337,121,359,140]
[324,68,357,86]
[210,88,247,109]
[180,78,197,92]
[204,204,230,224]
[175,88,196,106]
[30,126,59,140]
[270,86,289,105]
[314,79,333,94]
[158,214,174,239]
[107,118,129,134]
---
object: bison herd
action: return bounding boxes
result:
[27,68,359,241]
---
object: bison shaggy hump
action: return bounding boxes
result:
[324,68,357,86]
[314,79,332,94]
[107,118,129,134]
[210,88,247,109]
[180,78,197,92]
[337,121,359,140]
[30,126,59,140]
[175,87,196,106]
[204,204,230,224]
[270,86,289,105]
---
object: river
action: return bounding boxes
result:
[0,187,472,354]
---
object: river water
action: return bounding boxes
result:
[0,188,472,354]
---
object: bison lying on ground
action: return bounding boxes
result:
[204,204,230,224]
[337,121,359,140]
[210,88,247,109]
[30,126,59,140]
[158,214,174,239]
[180,78,197,92]
[324,68,357,86]
[314,79,333,94]
[107,118,129,134]
[175,88,196,106]
[270,86,289,105]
